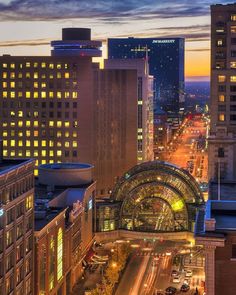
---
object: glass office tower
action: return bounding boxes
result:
[108,37,185,123]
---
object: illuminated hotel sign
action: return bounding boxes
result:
[152,40,175,44]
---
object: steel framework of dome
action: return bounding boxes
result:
[111,161,204,233]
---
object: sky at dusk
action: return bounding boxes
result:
[0,0,234,80]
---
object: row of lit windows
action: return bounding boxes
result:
[3,140,78,148]
[2,62,69,69]
[4,150,77,159]
[2,130,77,138]
[2,72,71,79]
[1,120,73,128]
[218,75,236,82]
[2,101,78,108]
[2,91,78,99]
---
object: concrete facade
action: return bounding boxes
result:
[209,4,236,184]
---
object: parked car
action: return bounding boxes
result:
[165,287,177,295]
[180,284,190,292]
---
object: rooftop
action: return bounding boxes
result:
[0,159,33,174]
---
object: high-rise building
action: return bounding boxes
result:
[0,140,35,295]
[209,4,236,199]
[104,58,154,163]
[0,28,138,196]
[108,37,185,122]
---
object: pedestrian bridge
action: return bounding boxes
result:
[96,161,204,237]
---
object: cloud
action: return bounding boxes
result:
[0,38,50,47]
[0,0,231,22]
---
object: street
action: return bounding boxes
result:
[165,116,208,185]
[115,240,205,295]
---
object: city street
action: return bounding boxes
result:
[165,116,208,184]
[115,240,205,295]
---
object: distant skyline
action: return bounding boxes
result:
[0,0,233,80]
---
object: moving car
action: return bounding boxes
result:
[165,287,177,295]
[171,270,178,277]
[172,276,181,283]
[180,284,190,292]
[185,269,193,277]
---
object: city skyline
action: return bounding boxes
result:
[0,0,233,80]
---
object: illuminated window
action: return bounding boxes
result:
[65,72,70,78]
[34,72,38,79]
[49,63,54,69]
[34,130,39,137]
[65,121,70,127]
[10,151,15,157]
[26,72,30,78]
[3,63,7,68]
[65,92,70,98]
[26,140,30,147]
[34,140,38,147]
[18,140,23,147]
[49,140,54,147]
[3,150,8,157]
[3,140,7,147]
[41,160,46,164]
[49,74,54,79]
[57,228,63,281]
[49,121,54,127]
[34,92,38,98]
[57,121,62,127]
[49,151,54,157]
[26,195,33,211]
[218,75,226,82]
[10,92,15,98]
[57,131,62,138]
[10,140,15,147]
[231,62,236,69]
[231,76,236,82]
[26,121,31,127]
[65,142,70,148]
[42,150,46,157]
[57,92,61,99]
[217,39,223,46]
[231,14,236,21]
[18,72,23,78]
[41,82,46,88]
[26,130,31,137]
[72,141,77,147]
[34,121,39,127]
[34,62,38,68]
[26,150,31,157]
[218,113,225,121]
[3,72,7,78]
[49,237,55,290]
[72,92,78,99]
[18,91,23,98]
[41,62,46,68]
[64,63,68,69]
[41,92,46,99]
[2,131,7,137]
[2,82,7,88]
[49,92,54,98]
[57,150,62,156]
[57,72,61,79]
[26,92,31,98]
[65,131,69,138]
[18,131,23,137]
[10,72,15,79]
[18,111,23,117]
[10,63,15,69]
[42,140,46,147]
[10,111,15,117]
[34,111,39,118]
[57,63,62,69]
[34,170,38,177]
[26,62,30,67]
[18,121,23,127]
[3,91,7,98]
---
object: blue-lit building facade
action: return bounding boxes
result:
[108,37,185,124]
